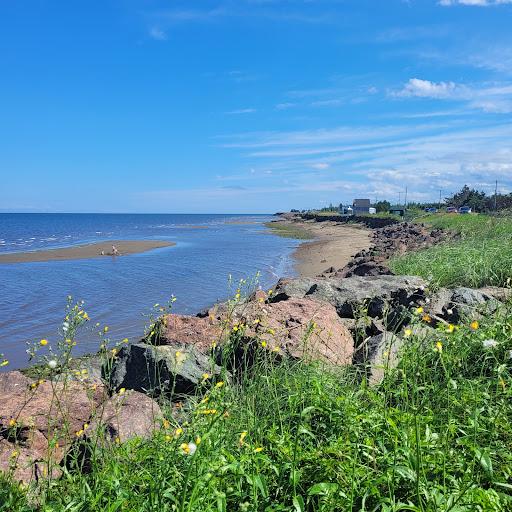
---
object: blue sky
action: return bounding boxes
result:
[1,0,512,213]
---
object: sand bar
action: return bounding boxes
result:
[269,220,371,278]
[0,240,175,264]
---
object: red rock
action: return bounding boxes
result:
[245,298,354,365]
[154,313,224,352]
[0,371,105,484]
[88,390,163,444]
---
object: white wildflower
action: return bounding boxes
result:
[482,339,498,349]
[48,359,58,369]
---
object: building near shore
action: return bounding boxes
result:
[352,198,371,214]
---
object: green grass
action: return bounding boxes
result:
[264,221,315,240]
[3,299,512,511]
[390,214,512,289]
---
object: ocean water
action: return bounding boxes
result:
[0,213,301,370]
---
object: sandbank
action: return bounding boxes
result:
[0,240,175,264]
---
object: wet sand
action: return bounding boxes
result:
[271,220,371,277]
[0,240,175,264]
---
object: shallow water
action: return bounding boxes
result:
[0,213,300,369]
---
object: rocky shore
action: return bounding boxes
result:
[1,214,509,485]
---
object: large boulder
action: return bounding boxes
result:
[105,343,224,396]
[0,371,105,483]
[352,332,403,385]
[240,298,354,366]
[271,275,427,319]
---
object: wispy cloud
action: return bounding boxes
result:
[439,0,512,5]
[226,108,257,115]
[392,78,512,113]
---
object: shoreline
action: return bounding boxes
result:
[268,218,371,278]
[0,240,176,264]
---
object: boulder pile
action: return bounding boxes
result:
[321,222,452,278]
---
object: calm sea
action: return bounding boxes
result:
[0,213,301,370]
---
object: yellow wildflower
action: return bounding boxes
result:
[195,436,201,445]
[435,341,443,353]
[40,339,48,346]
[239,431,248,446]
[422,314,432,323]
[267,328,275,335]
[0,360,9,367]
[404,328,412,338]
[415,307,424,315]
[174,427,183,437]
[122,338,129,343]
[163,419,170,429]
[202,373,210,380]
[103,326,109,333]
[165,434,172,442]
[261,341,267,348]
[118,387,126,395]
[252,318,260,325]
[446,324,455,333]
[470,320,479,331]
[215,381,224,388]
[10,450,19,458]
[75,429,84,437]
[111,348,118,357]
[115,437,121,444]
[9,419,16,427]
[253,447,263,453]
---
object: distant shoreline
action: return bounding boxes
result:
[0,240,175,264]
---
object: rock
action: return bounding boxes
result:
[427,288,454,319]
[427,287,500,323]
[352,332,403,385]
[149,314,224,352]
[0,371,105,483]
[478,286,512,303]
[88,390,162,444]
[105,343,223,396]
[271,275,427,319]
[336,260,393,278]
[243,298,354,366]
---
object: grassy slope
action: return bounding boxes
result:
[390,214,512,289]
[3,310,512,511]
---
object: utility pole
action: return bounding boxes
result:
[439,190,442,210]
[404,187,408,208]
[495,180,498,211]
[398,192,401,206]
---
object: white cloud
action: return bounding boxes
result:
[393,78,512,113]
[394,78,465,99]
[439,0,512,5]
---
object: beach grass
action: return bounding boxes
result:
[390,213,512,289]
[264,221,315,240]
[3,292,512,511]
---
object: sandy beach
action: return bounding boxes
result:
[269,219,371,277]
[0,240,175,264]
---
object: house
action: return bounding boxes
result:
[352,198,371,214]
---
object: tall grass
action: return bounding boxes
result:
[3,294,512,511]
[390,214,512,289]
